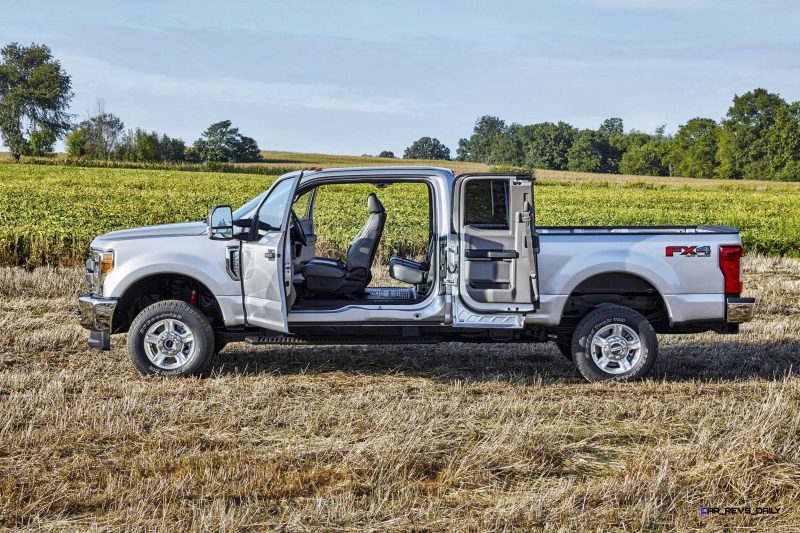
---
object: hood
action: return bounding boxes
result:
[94,221,207,243]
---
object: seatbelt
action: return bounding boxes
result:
[521,199,539,303]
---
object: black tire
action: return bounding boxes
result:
[214,337,228,354]
[572,305,657,382]
[554,338,574,361]
[127,300,216,376]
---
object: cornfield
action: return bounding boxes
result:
[1,162,799,267]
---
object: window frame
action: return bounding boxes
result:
[463,178,511,229]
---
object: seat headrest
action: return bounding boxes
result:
[367,193,384,214]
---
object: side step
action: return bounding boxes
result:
[244,335,446,346]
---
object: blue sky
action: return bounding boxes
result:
[2,0,799,155]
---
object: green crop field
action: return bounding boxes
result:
[1,162,799,267]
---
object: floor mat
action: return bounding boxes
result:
[363,287,417,301]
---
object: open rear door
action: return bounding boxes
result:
[240,175,301,333]
[451,174,539,326]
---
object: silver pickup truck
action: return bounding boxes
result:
[79,167,755,381]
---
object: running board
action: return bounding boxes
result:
[453,305,526,329]
[244,335,446,346]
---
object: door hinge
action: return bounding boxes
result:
[444,242,459,287]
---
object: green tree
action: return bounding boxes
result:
[71,103,125,159]
[599,117,624,136]
[616,131,652,153]
[378,150,395,158]
[158,134,186,162]
[585,119,625,173]
[456,115,506,163]
[28,127,55,156]
[489,123,524,166]
[620,141,670,176]
[717,88,787,179]
[520,121,576,170]
[232,134,261,162]
[65,128,88,158]
[134,129,159,161]
[669,118,719,178]
[455,137,472,161]
[763,102,800,180]
[192,120,262,162]
[567,130,608,173]
[0,42,73,161]
[403,136,451,160]
[109,128,185,162]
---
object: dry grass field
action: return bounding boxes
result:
[0,256,798,531]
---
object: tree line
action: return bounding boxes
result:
[2,41,799,180]
[401,89,800,181]
[65,106,261,163]
[444,88,800,180]
[0,42,261,164]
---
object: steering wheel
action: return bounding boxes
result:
[290,210,308,246]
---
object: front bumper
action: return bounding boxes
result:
[726,297,756,323]
[78,293,117,349]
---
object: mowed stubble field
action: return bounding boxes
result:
[0,257,798,530]
[1,156,800,530]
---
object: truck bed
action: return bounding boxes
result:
[537,225,739,235]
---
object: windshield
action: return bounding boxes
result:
[232,191,267,221]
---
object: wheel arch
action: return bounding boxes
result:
[559,271,672,327]
[112,272,225,333]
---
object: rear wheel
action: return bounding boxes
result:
[572,305,657,382]
[127,300,216,376]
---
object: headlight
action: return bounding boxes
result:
[89,249,114,293]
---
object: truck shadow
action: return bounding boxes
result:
[211,339,800,384]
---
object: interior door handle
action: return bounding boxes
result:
[264,249,277,260]
[464,249,519,260]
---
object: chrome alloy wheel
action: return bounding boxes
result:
[143,318,196,370]
[589,323,642,375]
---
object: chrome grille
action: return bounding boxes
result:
[85,254,98,293]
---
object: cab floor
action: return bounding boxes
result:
[293,286,419,310]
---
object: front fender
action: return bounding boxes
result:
[103,251,240,299]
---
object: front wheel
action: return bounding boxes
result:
[572,305,657,382]
[127,300,216,376]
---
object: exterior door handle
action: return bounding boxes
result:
[264,249,277,260]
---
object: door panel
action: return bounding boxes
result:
[242,231,288,332]
[462,224,516,301]
[454,175,539,314]
[241,175,301,332]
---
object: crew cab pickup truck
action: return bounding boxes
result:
[79,167,755,381]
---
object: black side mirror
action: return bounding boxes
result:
[208,205,234,240]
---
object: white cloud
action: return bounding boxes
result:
[62,54,419,115]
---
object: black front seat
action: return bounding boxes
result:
[301,193,386,295]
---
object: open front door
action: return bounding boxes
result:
[452,174,539,325]
[240,175,301,333]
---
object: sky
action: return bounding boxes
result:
[1,0,799,155]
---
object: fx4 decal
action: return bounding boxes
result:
[666,245,711,257]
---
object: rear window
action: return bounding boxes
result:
[464,179,509,227]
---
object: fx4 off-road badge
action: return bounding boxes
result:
[666,245,711,257]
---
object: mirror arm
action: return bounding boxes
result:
[247,215,259,242]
